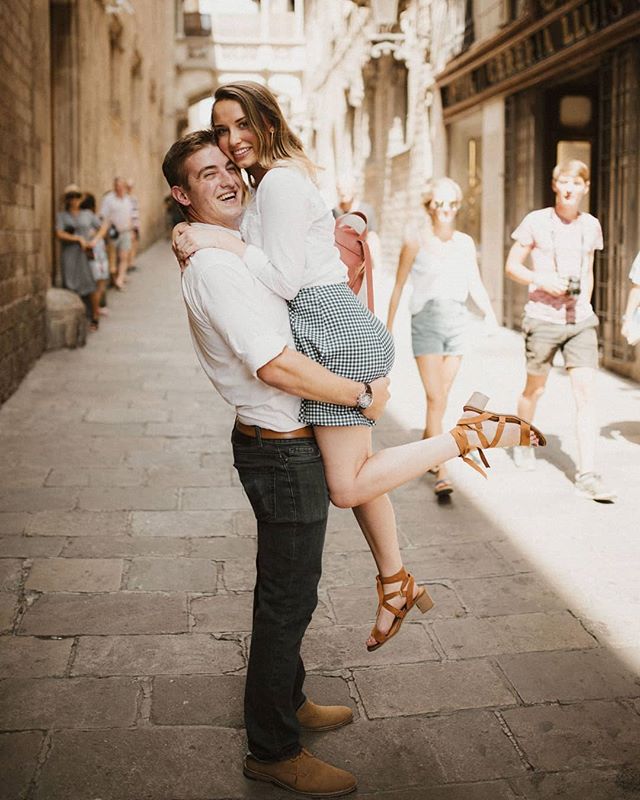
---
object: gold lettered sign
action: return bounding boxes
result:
[441,0,638,109]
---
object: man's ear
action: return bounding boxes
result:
[171,185,191,209]
[584,181,590,195]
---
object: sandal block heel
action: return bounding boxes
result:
[450,391,547,478]
[415,588,434,613]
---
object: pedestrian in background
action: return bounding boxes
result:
[100,176,134,290]
[55,184,99,330]
[621,251,640,346]
[506,159,616,502]
[80,193,110,318]
[125,178,140,271]
[387,177,498,497]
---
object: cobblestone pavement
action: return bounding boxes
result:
[1,241,640,800]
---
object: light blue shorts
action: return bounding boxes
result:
[411,299,468,356]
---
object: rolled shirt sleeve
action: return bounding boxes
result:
[185,249,289,376]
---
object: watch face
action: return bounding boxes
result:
[358,391,373,409]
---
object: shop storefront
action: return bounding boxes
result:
[436,0,640,379]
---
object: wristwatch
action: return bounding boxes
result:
[355,382,373,410]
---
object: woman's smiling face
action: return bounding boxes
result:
[213,99,260,170]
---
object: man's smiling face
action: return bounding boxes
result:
[172,144,244,228]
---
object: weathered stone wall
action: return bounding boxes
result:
[57,0,176,252]
[0,0,52,403]
[0,0,177,404]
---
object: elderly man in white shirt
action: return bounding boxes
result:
[162,131,389,799]
[100,177,135,290]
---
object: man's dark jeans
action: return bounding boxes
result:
[232,427,329,762]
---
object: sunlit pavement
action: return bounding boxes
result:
[1,241,639,800]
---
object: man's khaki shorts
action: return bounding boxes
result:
[522,314,599,376]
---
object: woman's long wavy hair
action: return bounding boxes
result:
[212,81,317,182]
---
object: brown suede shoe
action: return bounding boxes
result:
[244,748,357,797]
[296,699,354,732]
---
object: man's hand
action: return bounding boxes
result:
[362,376,390,421]
[532,273,567,296]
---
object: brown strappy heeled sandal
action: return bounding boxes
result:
[450,393,547,478]
[367,567,434,652]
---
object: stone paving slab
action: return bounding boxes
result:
[353,660,517,717]
[433,611,597,659]
[71,633,244,676]
[35,728,247,800]
[0,466,49,490]
[0,488,78,513]
[125,556,218,591]
[131,509,234,538]
[301,622,438,670]
[357,781,518,799]
[451,573,567,617]
[0,731,45,800]
[0,513,30,535]
[0,535,66,557]
[398,541,511,580]
[0,594,17,632]
[0,558,22,590]
[190,592,254,633]
[19,592,188,635]
[61,534,191,558]
[26,557,124,592]
[77,486,178,511]
[0,637,73,678]
[46,466,147,487]
[511,767,640,799]
[25,509,129,537]
[502,699,640,771]
[0,676,139,730]
[497,648,640,703]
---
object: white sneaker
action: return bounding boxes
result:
[575,472,617,503]
[513,446,536,471]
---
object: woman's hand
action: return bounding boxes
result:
[362,377,391,422]
[172,224,245,271]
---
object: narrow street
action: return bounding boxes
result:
[1,241,640,800]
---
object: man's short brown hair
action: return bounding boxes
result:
[162,129,217,189]
[552,159,590,182]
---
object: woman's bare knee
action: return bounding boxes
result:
[329,489,357,509]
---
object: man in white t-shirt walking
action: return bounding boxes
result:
[162,131,390,797]
[100,177,135,290]
[506,159,616,502]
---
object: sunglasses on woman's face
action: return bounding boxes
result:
[430,200,460,210]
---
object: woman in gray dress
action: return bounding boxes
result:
[55,184,100,329]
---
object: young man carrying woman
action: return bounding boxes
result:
[173,83,544,653]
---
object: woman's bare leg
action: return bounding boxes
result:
[352,495,413,646]
[416,354,462,481]
[316,411,539,645]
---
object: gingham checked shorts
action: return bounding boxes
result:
[287,283,395,427]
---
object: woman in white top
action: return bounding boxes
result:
[387,178,498,497]
[173,84,540,650]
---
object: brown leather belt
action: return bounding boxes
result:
[235,420,314,440]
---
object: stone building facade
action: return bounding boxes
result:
[433,0,640,380]
[0,0,177,403]
[303,0,435,270]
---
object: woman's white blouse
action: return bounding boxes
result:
[241,165,347,300]
[408,228,483,315]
